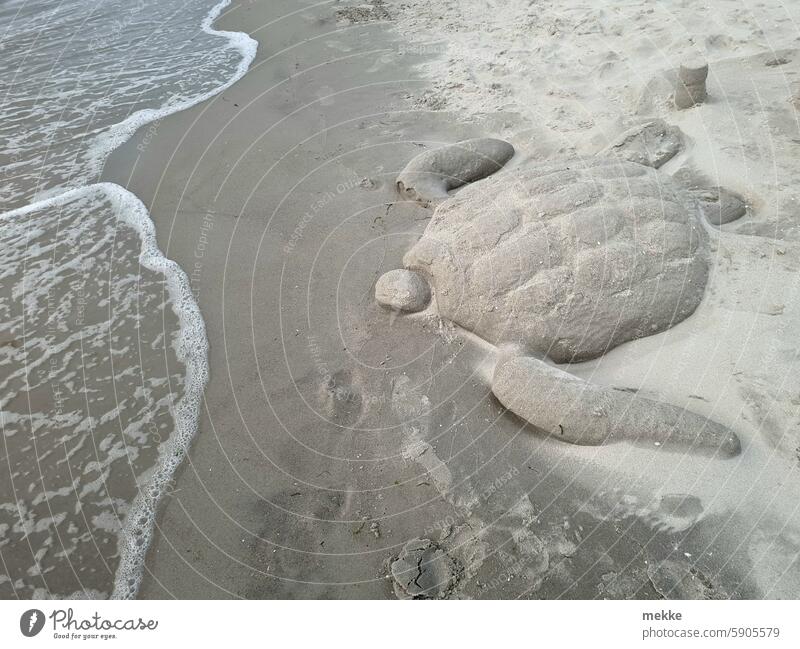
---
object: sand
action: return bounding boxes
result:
[101,0,800,598]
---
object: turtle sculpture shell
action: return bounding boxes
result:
[403,158,708,363]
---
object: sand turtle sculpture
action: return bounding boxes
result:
[377,134,745,456]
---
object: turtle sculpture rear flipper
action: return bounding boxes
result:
[492,356,741,457]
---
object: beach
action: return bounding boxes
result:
[103,0,514,598]
[97,0,800,599]
[3,0,800,600]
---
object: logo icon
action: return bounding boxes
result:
[20,609,45,637]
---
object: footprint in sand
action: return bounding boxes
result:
[646,559,727,600]
[586,492,705,534]
[318,368,364,427]
[643,494,705,534]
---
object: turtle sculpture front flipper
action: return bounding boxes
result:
[491,355,740,456]
[378,137,743,457]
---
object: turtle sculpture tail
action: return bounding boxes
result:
[492,356,741,457]
[396,138,515,206]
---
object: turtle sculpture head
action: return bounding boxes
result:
[376,137,745,457]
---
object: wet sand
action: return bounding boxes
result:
[101,0,795,598]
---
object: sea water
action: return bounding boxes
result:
[0,0,256,598]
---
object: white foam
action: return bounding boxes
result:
[86,0,257,183]
[104,184,209,600]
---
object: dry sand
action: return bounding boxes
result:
[102,0,800,598]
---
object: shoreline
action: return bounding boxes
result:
[102,0,472,598]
